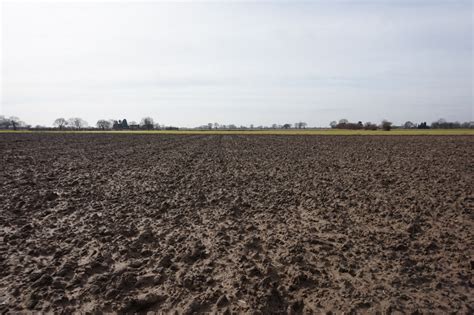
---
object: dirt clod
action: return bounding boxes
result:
[0,134,472,313]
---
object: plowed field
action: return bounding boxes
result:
[1,134,472,313]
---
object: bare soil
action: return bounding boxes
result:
[0,134,473,313]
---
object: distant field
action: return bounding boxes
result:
[1,128,473,135]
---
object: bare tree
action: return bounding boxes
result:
[140,117,155,130]
[329,121,337,128]
[10,116,26,130]
[0,116,27,130]
[96,119,112,130]
[403,121,415,129]
[54,118,68,129]
[297,122,307,129]
[68,118,88,129]
[282,123,292,129]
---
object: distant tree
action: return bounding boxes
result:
[329,121,337,129]
[1,117,10,129]
[5,116,26,130]
[381,120,392,131]
[404,121,415,129]
[418,122,429,129]
[271,124,278,129]
[214,122,219,129]
[0,116,25,129]
[53,118,68,129]
[283,123,292,129]
[338,118,349,125]
[295,122,307,129]
[431,118,448,129]
[250,124,254,129]
[364,122,378,130]
[461,121,474,128]
[335,119,350,129]
[207,123,213,130]
[431,118,464,129]
[112,120,121,130]
[96,119,112,130]
[141,117,155,130]
[67,118,87,129]
[10,117,17,130]
[121,119,129,129]
[0,116,10,129]
[334,119,364,130]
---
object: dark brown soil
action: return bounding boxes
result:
[0,134,473,313]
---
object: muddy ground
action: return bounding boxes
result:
[0,134,472,313]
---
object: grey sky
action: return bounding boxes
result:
[1,0,473,127]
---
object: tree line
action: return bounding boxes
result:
[51,117,160,130]
[330,118,473,131]
[197,122,308,130]
[0,115,472,130]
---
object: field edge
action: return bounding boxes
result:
[1,129,473,136]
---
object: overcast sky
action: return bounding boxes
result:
[1,0,473,127]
